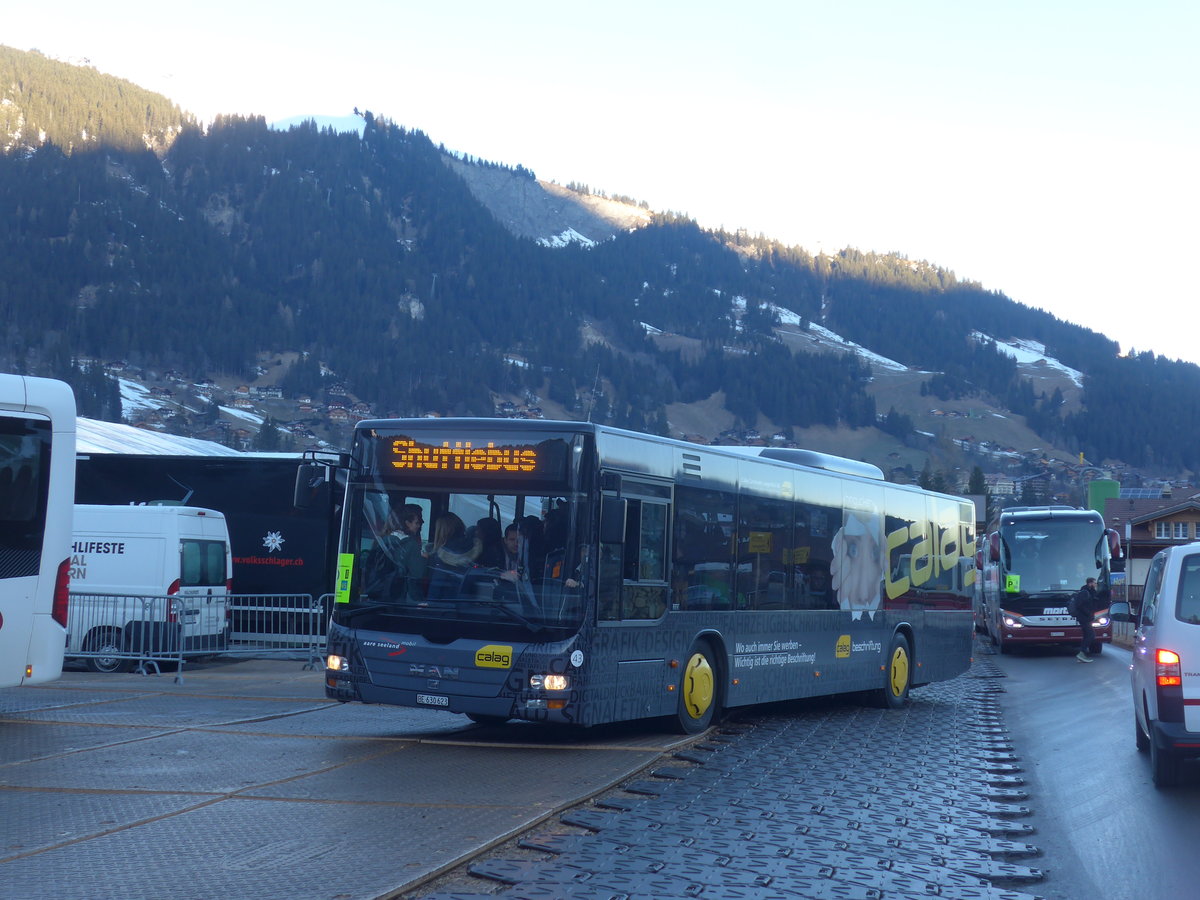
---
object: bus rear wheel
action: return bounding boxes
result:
[675,641,719,734]
[875,632,912,710]
[84,629,134,674]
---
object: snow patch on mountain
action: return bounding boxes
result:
[538,227,596,248]
[975,334,1084,387]
[798,322,909,373]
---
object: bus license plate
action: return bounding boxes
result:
[416,693,449,707]
[1050,631,1065,637]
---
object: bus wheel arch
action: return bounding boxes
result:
[83,627,134,674]
[674,635,723,735]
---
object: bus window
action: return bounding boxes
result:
[672,485,734,611]
[616,495,668,619]
[794,501,838,609]
[737,494,791,610]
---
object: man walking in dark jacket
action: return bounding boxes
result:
[1072,576,1101,663]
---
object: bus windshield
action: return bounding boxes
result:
[1002,519,1104,593]
[339,481,589,639]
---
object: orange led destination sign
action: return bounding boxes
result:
[390,438,538,473]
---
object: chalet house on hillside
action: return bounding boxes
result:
[1104,493,1200,593]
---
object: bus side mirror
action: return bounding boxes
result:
[1107,528,1123,559]
[294,463,327,510]
[988,532,1000,563]
[600,497,627,544]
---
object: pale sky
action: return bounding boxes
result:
[7,1,1198,364]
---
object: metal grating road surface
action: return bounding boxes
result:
[414,657,1046,900]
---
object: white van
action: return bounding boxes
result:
[1111,542,1200,787]
[68,504,232,672]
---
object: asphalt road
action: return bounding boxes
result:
[988,639,1200,899]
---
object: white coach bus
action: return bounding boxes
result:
[0,374,76,686]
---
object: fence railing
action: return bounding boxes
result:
[227,594,330,670]
[66,592,331,683]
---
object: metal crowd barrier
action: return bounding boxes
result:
[227,593,330,670]
[66,592,332,682]
[66,591,218,683]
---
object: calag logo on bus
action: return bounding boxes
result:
[475,644,513,668]
[835,635,852,658]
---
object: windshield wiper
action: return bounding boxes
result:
[337,603,390,622]
[460,600,546,634]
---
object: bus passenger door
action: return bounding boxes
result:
[598,487,670,621]
[597,496,623,620]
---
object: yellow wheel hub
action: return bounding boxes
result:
[683,652,714,719]
[889,645,910,697]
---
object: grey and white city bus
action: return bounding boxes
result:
[0,374,76,687]
[313,419,976,731]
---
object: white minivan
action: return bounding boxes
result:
[1111,542,1200,787]
[68,504,232,672]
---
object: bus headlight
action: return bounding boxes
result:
[1001,611,1024,628]
[1094,615,1110,626]
[530,673,569,691]
[326,654,349,672]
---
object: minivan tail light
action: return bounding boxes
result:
[52,557,71,628]
[167,578,181,596]
[1156,648,1182,687]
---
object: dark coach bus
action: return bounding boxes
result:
[980,505,1120,653]
[313,419,977,732]
[75,453,340,601]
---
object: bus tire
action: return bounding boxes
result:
[994,629,1010,654]
[84,629,134,674]
[675,640,719,734]
[876,632,912,709]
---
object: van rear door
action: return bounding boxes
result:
[175,512,230,646]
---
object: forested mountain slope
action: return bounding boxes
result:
[2,45,1199,475]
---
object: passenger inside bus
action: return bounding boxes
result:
[427,512,482,599]
[472,517,505,569]
[501,523,521,572]
[361,503,426,604]
[517,515,545,583]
